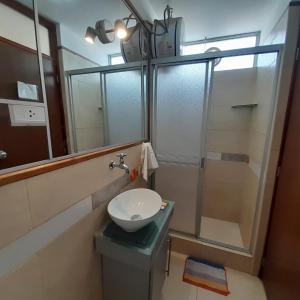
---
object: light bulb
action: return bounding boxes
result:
[85,26,96,44]
[85,36,95,44]
[115,19,128,40]
[116,28,127,39]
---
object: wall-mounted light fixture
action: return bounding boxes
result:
[85,26,97,44]
[85,16,134,44]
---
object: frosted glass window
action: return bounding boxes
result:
[182,35,257,71]
[105,70,143,145]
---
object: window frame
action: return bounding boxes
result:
[183,31,260,48]
[108,53,125,65]
[182,31,261,70]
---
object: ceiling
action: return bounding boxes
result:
[20,0,291,44]
[34,0,130,37]
[17,0,133,64]
[133,0,290,42]
[16,0,290,63]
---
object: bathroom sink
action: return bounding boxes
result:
[107,188,162,232]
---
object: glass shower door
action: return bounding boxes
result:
[153,62,210,235]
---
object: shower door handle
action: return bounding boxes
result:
[201,157,205,168]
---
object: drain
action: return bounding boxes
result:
[130,214,142,220]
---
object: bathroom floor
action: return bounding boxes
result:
[161,252,266,300]
[200,217,244,248]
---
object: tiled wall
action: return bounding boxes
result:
[71,73,105,151]
[59,48,102,153]
[202,69,256,225]
[202,63,277,248]
[240,54,278,248]
[0,144,145,300]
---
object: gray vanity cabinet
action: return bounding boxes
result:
[149,230,170,300]
[95,201,174,300]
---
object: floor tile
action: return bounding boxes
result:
[200,217,244,248]
[162,252,267,300]
[161,253,197,300]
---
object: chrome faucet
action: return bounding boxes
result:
[109,153,130,174]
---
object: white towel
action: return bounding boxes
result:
[141,142,159,181]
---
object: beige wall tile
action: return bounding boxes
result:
[207,105,251,131]
[212,69,257,107]
[76,127,105,152]
[248,131,266,165]
[201,160,248,222]
[204,160,248,182]
[0,255,43,300]
[240,168,259,248]
[0,169,145,300]
[207,129,249,154]
[27,145,141,227]
[0,181,32,249]
[202,179,243,223]
[36,202,107,300]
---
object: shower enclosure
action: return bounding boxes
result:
[66,45,282,254]
[152,45,282,253]
[67,62,146,152]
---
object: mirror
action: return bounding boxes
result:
[0,0,51,169]
[0,0,147,172]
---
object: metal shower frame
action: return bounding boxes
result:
[66,61,147,153]
[149,44,284,254]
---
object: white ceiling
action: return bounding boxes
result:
[35,0,130,37]
[17,0,131,65]
[16,0,290,63]
[133,0,291,42]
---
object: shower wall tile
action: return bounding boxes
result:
[206,129,249,154]
[76,127,105,151]
[204,160,248,182]
[201,160,248,223]
[211,69,257,107]
[207,105,252,131]
[238,59,278,249]
[240,167,259,248]
[72,74,105,152]
[0,181,32,249]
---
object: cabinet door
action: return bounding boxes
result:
[150,232,170,300]
[102,256,150,300]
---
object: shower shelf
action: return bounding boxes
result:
[231,103,258,109]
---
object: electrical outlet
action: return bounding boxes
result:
[8,104,46,126]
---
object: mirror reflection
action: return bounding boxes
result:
[0,0,146,171]
[0,0,50,169]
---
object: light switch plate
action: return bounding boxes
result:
[8,104,46,126]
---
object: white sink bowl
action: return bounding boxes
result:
[107,188,162,232]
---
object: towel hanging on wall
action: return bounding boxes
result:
[141,142,159,181]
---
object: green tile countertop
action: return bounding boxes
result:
[94,200,174,271]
